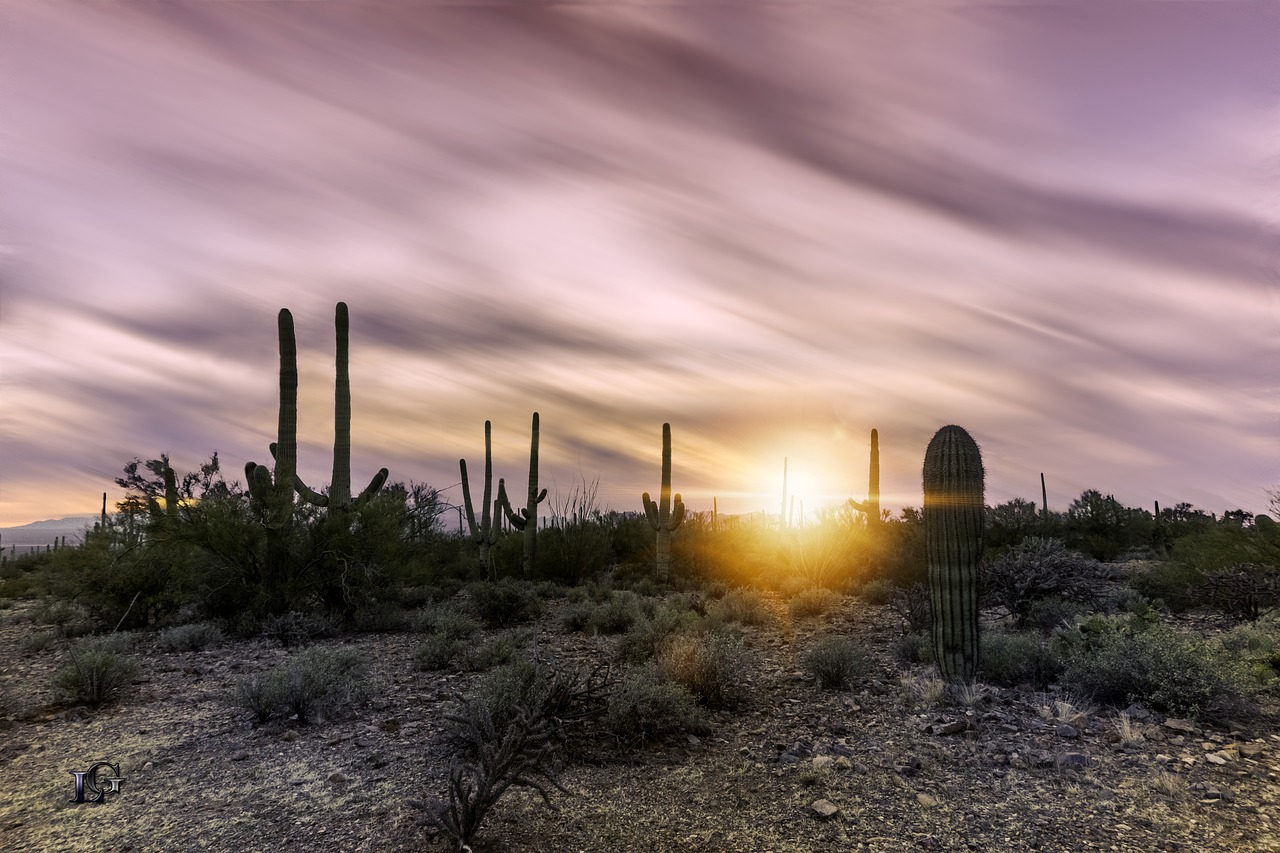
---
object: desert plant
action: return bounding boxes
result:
[803,635,874,690]
[1197,562,1279,621]
[20,629,60,654]
[416,606,481,640]
[923,425,984,683]
[848,428,881,525]
[642,423,686,583]
[467,580,543,628]
[657,630,749,708]
[53,636,140,707]
[260,610,340,648]
[459,632,529,672]
[891,582,932,634]
[496,412,548,578]
[893,631,934,665]
[604,663,709,742]
[788,586,841,620]
[858,579,897,605]
[414,634,462,671]
[157,622,224,653]
[709,587,773,626]
[979,631,1064,688]
[233,646,370,724]
[588,591,644,635]
[460,420,501,579]
[982,538,1106,629]
[614,603,702,664]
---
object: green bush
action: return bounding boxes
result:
[893,631,934,665]
[416,606,481,641]
[1056,620,1251,719]
[982,538,1105,629]
[1129,562,1205,613]
[588,592,644,635]
[604,664,709,742]
[157,622,224,653]
[788,587,841,620]
[468,580,543,628]
[614,604,701,664]
[979,631,1063,688]
[413,634,462,671]
[459,632,529,673]
[19,629,60,654]
[232,646,370,724]
[709,588,773,626]
[858,579,897,606]
[260,611,340,648]
[53,636,141,707]
[559,602,594,633]
[802,635,873,690]
[657,631,749,708]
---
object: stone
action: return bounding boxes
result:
[811,799,840,820]
[1206,753,1228,766]
[929,720,969,736]
[327,771,347,783]
[1163,718,1198,734]
[1055,753,1090,770]
[1056,724,1080,739]
[812,755,835,771]
[916,793,939,807]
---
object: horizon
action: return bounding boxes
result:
[1,3,1276,528]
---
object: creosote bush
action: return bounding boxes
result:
[53,635,141,707]
[788,587,841,620]
[157,622,224,653]
[468,580,543,628]
[803,635,873,690]
[708,587,772,626]
[231,646,370,725]
[657,630,749,709]
[604,663,709,742]
[979,631,1064,688]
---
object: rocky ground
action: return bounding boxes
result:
[1,590,1278,853]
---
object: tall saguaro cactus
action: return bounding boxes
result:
[246,308,300,529]
[923,425,984,684]
[498,412,548,577]
[291,302,389,511]
[642,422,685,582]
[460,420,500,579]
[851,428,881,524]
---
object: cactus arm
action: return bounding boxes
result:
[642,492,660,530]
[498,478,528,530]
[356,468,389,504]
[536,488,548,504]
[671,494,685,529]
[460,458,480,539]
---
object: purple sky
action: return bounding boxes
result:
[1,2,1277,527]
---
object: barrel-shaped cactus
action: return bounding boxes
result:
[642,422,685,582]
[923,425,984,684]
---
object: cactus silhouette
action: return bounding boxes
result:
[245,308,300,527]
[497,412,547,578]
[850,428,881,524]
[642,422,685,582]
[460,420,501,579]
[923,425,984,684]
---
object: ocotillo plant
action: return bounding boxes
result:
[291,302,389,511]
[460,420,500,579]
[923,425,984,684]
[497,412,548,578]
[850,428,881,524]
[642,422,685,582]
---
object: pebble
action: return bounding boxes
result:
[811,799,840,820]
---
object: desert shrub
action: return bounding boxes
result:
[468,580,543,628]
[604,664,709,742]
[260,611,340,648]
[614,604,702,664]
[346,602,411,634]
[893,631,934,665]
[657,631,749,709]
[53,636,141,707]
[1217,622,1280,687]
[233,646,370,724]
[414,634,462,671]
[416,606,481,641]
[20,629,60,654]
[980,631,1064,688]
[789,587,841,620]
[460,632,529,673]
[1128,561,1204,613]
[890,583,932,633]
[1021,596,1091,633]
[588,591,644,635]
[803,635,874,690]
[983,538,1106,629]
[858,579,897,605]
[533,581,567,600]
[709,588,772,626]
[559,602,594,634]
[1055,619,1250,719]
[1197,563,1279,621]
[157,622,224,653]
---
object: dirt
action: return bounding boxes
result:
[1,593,1278,853]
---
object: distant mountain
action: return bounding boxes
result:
[0,516,98,552]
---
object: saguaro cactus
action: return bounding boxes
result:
[923,425,984,684]
[497,412,548,577]
[460,420,500,579]
[850,428,881,524]
[245,308,300,528]
[642,422,685,582]
[291,302,389,511]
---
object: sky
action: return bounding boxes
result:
[1,1,1277,529]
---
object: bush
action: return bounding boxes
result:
[1056,619,1251,719]
[980,631,1064,688]
[416,606,481,641]
[858,579,897,606]
[788,587,841,620]
[890,583,931,634]
[614,604,701,664]
[468,580,543,628]
[157,622,224,653]
[260,611,340,648]
[657,631,749,708]
[709,588,772,626]
[588,592,643,635]
[1197,563,1279,621]
[460,632,529,673]
[53,636,141,707]
[559,602,594,633]
[983,538,1105,629]
[893,632,933,665]
[20,629,60,654]
[604,664,709,742]
[1129,561,1205,613]
[414,634,462,671]
[803,635,873,690]
[232,646,370,724]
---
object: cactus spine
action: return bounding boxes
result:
[850,428,881,524]
[642,422,685,582]
[923,425,984,684]
[497,412,547,578]
[460,420,500,579]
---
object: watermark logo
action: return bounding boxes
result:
[69,762,124,804]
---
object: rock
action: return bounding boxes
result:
[1206,753,1228,766]
[1123,703,1151,721]
[811,799,839,820]
[230,752,251,762]
[327,771,347,783]
[812,755,835,771]
[928,719,969,736]
[1056,724,1080,739]
[1163,718,1198,734]
[1055,753,1089,770]
[916,793,939,807]
[1239,743,1265,759]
